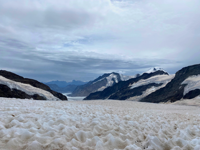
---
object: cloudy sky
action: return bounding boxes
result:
[0,0,200,82]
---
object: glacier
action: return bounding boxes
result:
[0,98,200,150]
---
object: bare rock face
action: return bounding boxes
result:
[84,70,168,100]
[183,89,200,99]
[140,64,200,103]
[0,70,67,100]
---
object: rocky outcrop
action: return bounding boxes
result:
[0,70,67,100]
[183,89,200,99]
[140,64,200,103]
[84,70,168,100]
[70,72,131,97]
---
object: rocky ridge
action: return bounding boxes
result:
[0,70,67,100]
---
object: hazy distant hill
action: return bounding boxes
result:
[46,84,78,93]
[45,80,87,93]
[45,80,87,87]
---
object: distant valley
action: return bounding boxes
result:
[44,80,87,93]
[69,72,134,97]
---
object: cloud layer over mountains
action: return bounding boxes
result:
[0,0,200,81]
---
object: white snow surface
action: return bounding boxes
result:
[0,76,59,101]
[119,74,134,81]
[182,75,200,96]
[130,74,175,89]
[0,98,200,150]
[173,96,200,107]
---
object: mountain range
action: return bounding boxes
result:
[69,72,133,97]
[45,80,87,87]
[84,67,169,100]
[84,64,200,103]
[1,64,200,103]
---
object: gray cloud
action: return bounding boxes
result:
[0,0,200,82]
[0,39,177,81]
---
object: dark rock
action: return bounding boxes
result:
[140,64,200,103]
[0,70,67,100]
[183,89,200,99]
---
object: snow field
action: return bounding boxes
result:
[182,75,200,95]
[0,76,59,101]
[173,97,200,107]
[0,98,200,150]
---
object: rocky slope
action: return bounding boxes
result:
[140,64,200,103]
[70,72,132,97]
[84,68,169,100]
[0,70,67,100]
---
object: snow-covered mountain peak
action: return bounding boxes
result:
[93,72,132,84]
[145,67,168,74]
[71,72,134,96]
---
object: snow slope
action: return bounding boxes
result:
[182,75,200,95]
[127,75,175,101]
[0,98,200,150]
[120,74,134,81]
[0,76,59,101]
[97,73,133,91]
[130,74,175,89]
